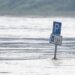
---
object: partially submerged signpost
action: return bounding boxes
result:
[49,21,62,60]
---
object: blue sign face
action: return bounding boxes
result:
[52,21,62,35]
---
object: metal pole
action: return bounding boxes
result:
[54,44,57,60]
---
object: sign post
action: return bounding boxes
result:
[49,21,62,60]
[54,44,57,59]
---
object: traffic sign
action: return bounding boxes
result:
[54,35,62,45]
[52,21,62,35]
[49,34,55,43]
[49,21,62,59]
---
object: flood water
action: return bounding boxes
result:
[0,17,75,60]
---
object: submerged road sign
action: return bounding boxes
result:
[52,21,62,35]
[49,21,62,59]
